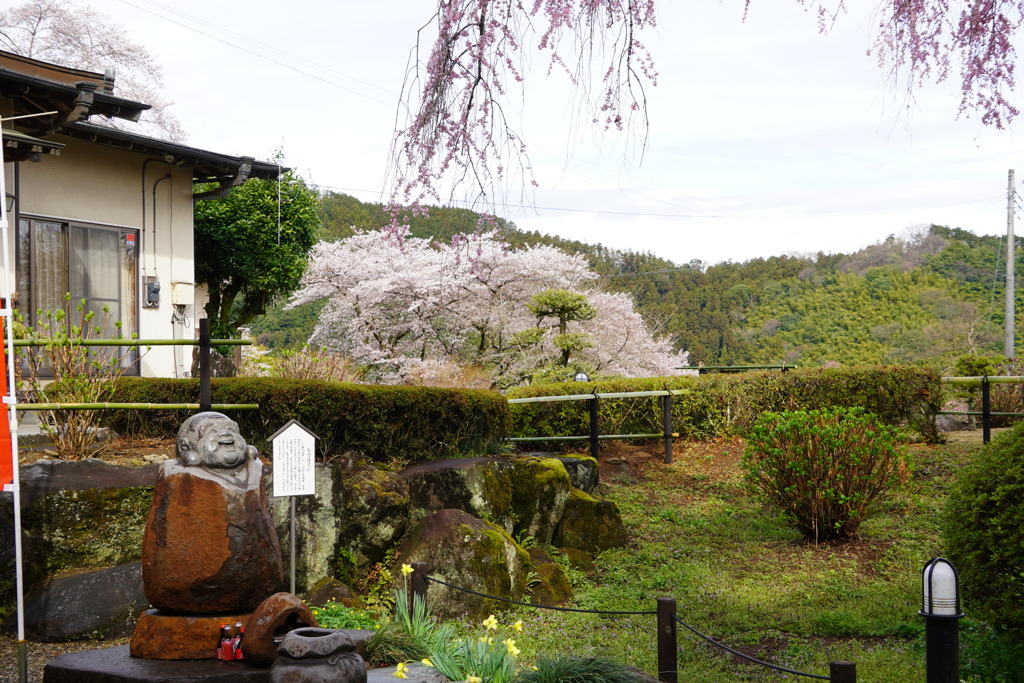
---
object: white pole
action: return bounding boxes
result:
[0,151,29,682]
[1007,169,1016,359]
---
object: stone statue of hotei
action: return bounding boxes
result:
[139,410,284,616]
[177,411,258,468]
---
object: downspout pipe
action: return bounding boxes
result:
[193,158,254,201]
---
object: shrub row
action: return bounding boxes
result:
[507,365,943,444]
[100,377,510,462]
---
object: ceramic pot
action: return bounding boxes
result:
[269,627,366,683]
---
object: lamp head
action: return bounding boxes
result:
[921,557,963,618]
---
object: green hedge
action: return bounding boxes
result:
[100,377,510,462]
[507,366,943,445]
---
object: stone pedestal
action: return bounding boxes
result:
[43,645,271,682]
[129,609,251,660]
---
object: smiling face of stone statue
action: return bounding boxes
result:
[176,412,256,469]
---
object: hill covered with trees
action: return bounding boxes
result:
[249,192,1019,374]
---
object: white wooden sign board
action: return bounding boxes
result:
[270,419,318,497]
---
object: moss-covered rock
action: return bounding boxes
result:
[336,460,410,583]
[397,509,529,620]
[556,455,599,493]
[399,458,514,532]
[20,484,152,579]
[510,457,571,546]
[303,577,364,609]
[555,547,595,573]
[526,548,572,606]
[552,488,628,553]
[269,463,342,593]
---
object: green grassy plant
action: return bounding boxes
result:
[309,601,379,630]
[514,654,647,682]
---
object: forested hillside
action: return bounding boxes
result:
[248,193,1019,372]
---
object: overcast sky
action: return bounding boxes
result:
[85,0,1024,266]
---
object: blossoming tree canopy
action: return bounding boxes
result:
[392,0,1024,200]
[288,228,688,387]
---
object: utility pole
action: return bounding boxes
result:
[1007,169,1016,359]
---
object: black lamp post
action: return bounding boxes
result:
[921,557,964,683]
[573,371,590,382]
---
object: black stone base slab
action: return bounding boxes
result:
[43,645,271,682]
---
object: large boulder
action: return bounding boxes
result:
[552,488,628,554]
[556,455,599,493]
[509,457,571,546]
[4,561,148,642]
[399,458,514,533]
[397,509,529,620]
[268,464,342,593]
[12,460,157,582]
[526,548,572,606]
[336,460,411,582]
[142,457,283,613]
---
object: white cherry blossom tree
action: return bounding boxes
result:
[289,226,687,386]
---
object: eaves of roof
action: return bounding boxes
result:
[0,64,149,123]
[2,127,65,162]
[62,121,283,183]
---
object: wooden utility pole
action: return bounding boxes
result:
[1007,169,1016,359]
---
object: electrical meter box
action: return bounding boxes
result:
[171,282,194,306]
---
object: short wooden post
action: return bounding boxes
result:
[198,318,211,412]
[656,597,677,683]
[982,376,991,444]
[830,660,856,682]
[589,395,599,460]
[662,394,673,464]
[409,561,429,614]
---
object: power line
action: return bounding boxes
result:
[115,0,397,107]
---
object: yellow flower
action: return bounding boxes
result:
[401,563,414,576]
[421,658,433,667]
[513,620,523,632]
[467,677,483,683]
[482,614,498,630]
[394,661,408,679]
[504,638,520,656]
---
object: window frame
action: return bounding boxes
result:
[15,213,141,378]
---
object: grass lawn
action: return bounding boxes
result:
[481,436,998,682]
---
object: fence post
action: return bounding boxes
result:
[662,394,673,464]
[981,376,991,444]
[830,660,855,682]
[656,597,677,683]
[409,561,429,614]
[198,318,211,412]
[589,394,599,460]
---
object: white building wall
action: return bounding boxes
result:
[6,138,197,378]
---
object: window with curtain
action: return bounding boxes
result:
[16,217,139,374]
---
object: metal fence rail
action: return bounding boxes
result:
[508,389,689,463]
[940,375,1024,443]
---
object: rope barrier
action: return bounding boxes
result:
[415,571,848,681]
[672,615,829,680]
[423,576,656,616]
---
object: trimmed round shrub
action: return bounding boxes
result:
[742,407,908,542]
[944,423,1024,628]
